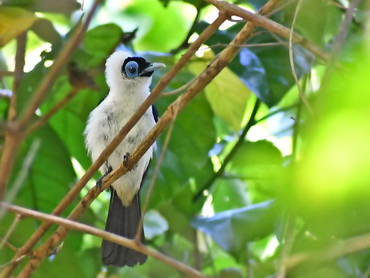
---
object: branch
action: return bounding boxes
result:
[24,87,81,137]
[193,99,261,201]
[9,32,27,121]
[204,0,330,62]
[285,233,370,269]
[0,202,206,278]
[1,13,227,277]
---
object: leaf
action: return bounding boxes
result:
[192,200,277,254]
[0,7,37,47]
[188,51,251,131]
[3,0,81,15]
[144,210,169,240]
[228,140,283,178]
[10,124,76,212]
[196,22,312,107]
[212,179,249,213]
[40,77,104,170]
[83,23,123,63]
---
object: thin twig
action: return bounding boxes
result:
[135,101,180,242]
[23,87,81,137]
[204,0,330,62]
[288,0,313,114]
[321,0,361,87]
[162,77,197,96]
[193,99,260,201]
[285,233,370,269]
[0,140,40,220]
[0,214,21,250]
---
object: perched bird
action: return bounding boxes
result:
[84,50,165,267]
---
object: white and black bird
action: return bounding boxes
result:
[84,51,165,267]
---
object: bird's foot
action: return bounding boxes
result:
[96,166,112,191]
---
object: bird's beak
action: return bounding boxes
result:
[141,62,166,75]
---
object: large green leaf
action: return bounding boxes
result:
[83,23,123,65]
[40,76,104,171]
[192,200,277,254]
[10,124,76,213]
[188,51,251,131]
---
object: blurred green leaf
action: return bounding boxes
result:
[212,179,249,212]
[228,140,283,178]
[3,0,81,15]
[0,7,37,47]
[192,200,277,254]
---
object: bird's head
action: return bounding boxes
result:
[105,51,165,89]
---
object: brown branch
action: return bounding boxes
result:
[0,13,227,278]
[0,202,206,278]
[204,0,330,62]
[0,214,21,251]
[10,32,27,121]
[288,0,313,114]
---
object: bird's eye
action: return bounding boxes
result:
[125,61,139,78]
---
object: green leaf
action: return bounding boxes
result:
[10,124,76,212]
[227,140,283,178]
[40,77,104,171]
[0,7,37,47]
[83,23,123,63]
[188,51,251,131]
[192,200,277,254]
[212,179,249,213]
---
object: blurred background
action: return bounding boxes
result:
[1,0,370,277]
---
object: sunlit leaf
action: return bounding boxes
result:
[0,7,37,47]
[188,50,251,130]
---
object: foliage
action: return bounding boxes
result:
[1,0,370,277]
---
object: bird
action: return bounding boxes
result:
[84,50,165,267]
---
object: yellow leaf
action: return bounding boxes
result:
[0,7,38,47]
[188,50,251,131]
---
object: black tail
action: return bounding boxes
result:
[101,189,147,267]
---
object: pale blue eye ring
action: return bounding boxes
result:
[125,61,139,78]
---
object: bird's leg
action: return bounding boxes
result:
[96,165,113,191]
[123,152,130,167]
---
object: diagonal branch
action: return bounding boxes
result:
[0,202,206,278]
[204,0,330,62]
